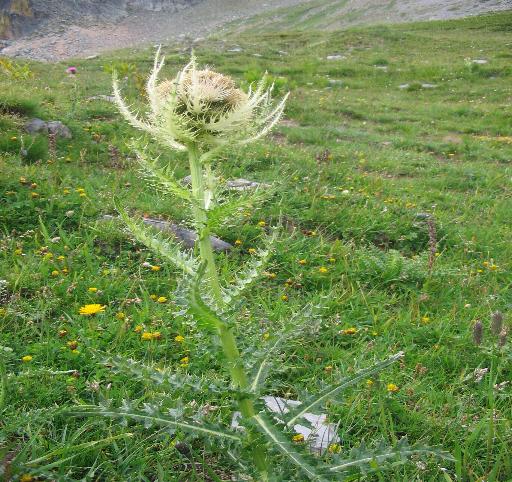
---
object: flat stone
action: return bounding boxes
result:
[421,83,438,88]
[326,54,346,60]
[472,59,488,64]
[181,176,270,191]
[87,95,116,103]
[25,118,72,139]
[231,396,340,455]
[102,215,232,252]
[398,83,410,89]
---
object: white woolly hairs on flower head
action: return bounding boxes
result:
[112,47,289,150]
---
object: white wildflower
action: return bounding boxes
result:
[113,47,288,150]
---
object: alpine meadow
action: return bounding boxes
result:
[1,6,512,482]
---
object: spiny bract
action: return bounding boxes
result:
[113,48,289,150]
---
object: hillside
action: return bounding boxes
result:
[0,0,510,61]
[1,10,512,481]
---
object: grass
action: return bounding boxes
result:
[1,9,512,481]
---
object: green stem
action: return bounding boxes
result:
[188,144,268,479]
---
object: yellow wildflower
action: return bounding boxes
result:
[387,383,399,393]
[116,312,126,320]
[281,294,288,302]
[248,248,257,255]
[79,304,106,315]
[31,192,39,198]
[150,294,157,300]
[328,443,341,454]
[328,257,336,263]
[152,331,162,340]
[151,265,161,271]
[157,296,167,303]
[20,475,34,482]
[341,327,357,335]
[14,248,23,255]
[88,287,98,293]
[258,220,266,227]
[318,266,328,273]
[292,434,304,443]
[134,325,143,333]
[366,379,374,387]
[175,335,185,343]
[298,259,307,265]
[22,355,33,363]
[235,239,243,246]
[51,270,59,277]
[262,332,270,340]
[141,332,153,341]
[67,340,78,350]
[421,316,430,324]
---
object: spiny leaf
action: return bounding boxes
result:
[286,352,404,428]
[328,437,454,474]
[252,412,329,481]
[221,229,277,308]
[105,354,223,393]
[129,141,192,202]
[249,303,321,393]
[184,263,224,330]
[117,204,198,276]
[73,403,242,442]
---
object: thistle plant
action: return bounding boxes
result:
[76,49,452,480]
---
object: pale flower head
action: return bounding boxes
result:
[113,48,288,150]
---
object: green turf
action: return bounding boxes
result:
[1,9,511,481]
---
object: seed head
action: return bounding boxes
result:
[113,48,288,150]
[490,311,504,336]
[473,320,483,346]
[498,328,508,347]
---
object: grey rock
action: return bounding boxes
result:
[181,176,270,191]
[25,118,72,139]
[102,215,232,252]
[326,54,345,60]
[472,59,488,64]
[398,83,410,89]
[421,83,438,88]
[47,121,72,139]
[87,94,116,103]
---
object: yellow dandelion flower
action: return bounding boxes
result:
[150,294,157,300]
[489,264,498,271]
[14,248,23,255]
[31,192,39,198]
[265,272,277,279]
[157,296,167,303]
[318,266,328,273]
[116,312,126,320]
[328,257,336,263]
[298,259,307,265]
[366,379,374,387]
[88,287,98,293]
[151,265,161,271]
[67,340,78,350]
[328,443,341,454]
[57,255,65,261]
[63,189,71,195]
[134,325,143,333]
[324,365,333,372]
[0,308,6,316]
[62,268,69,274]
[175,335,185,343]
[258,220,266,227]
[292,434,305,443]
[22,355,33,363]
[180,356,189,363]
[262,332,270,340]
[51,270,59,277]
[386,383,399,393]
[141,332,153,341]
[341,327,357,335]
[281,294,288,302]
[421,316,430,324]
[248,248,257,255]
[79,304,106,316]
[234,239,243,246]
[152,331,162,340]
[20,475,34,482]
